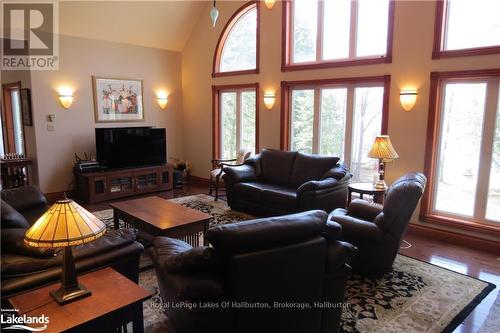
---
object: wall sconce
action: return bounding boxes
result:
[400,90,418,111]
[263,92,276,110]
[57,87,74,109]
[264,0,275,9]
[156,92,169,110]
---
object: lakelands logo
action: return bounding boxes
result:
[1,0,59,70]
[1,309,49,331]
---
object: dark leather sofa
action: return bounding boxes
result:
[223,149,351,216]
[329,173,426,277]
[1,186,144,300]
[149,210,356,333]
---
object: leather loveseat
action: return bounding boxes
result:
[149,210,356,333]
[223,149,351,216]
[1,186,144,300]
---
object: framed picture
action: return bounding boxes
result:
[92,76,144,123]
[20,88,32,126]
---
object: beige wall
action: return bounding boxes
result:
[181,1,500,239]
[29,35,184,193]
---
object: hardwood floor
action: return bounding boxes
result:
[85,184,499,333]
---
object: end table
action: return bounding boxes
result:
[8,268,152,333]
[348,182,386,204]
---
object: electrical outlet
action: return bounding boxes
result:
[47,124,55,131]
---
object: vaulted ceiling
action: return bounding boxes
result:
[59,1,208,51]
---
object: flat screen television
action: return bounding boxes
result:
[95,127,166,169]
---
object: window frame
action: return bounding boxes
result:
[280,75,390,161]
[1,81,26,155]
[212,83,260,159]
[212,1,260,78]
[281,0,395,72]
[432,0,500,59]
[421,69,500,237]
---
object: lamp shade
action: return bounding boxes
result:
[24,199,106,248]
[368,135,399,162]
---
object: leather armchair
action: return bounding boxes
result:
[1,186,144,300]
[149,210,356,333]
[223,149,351,216]
[329,173,426,277]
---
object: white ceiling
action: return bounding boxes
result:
[59,1,208,51]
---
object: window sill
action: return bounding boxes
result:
[419,212,500,237]
[432,46,500,59]
[282,56,391,72]
[212,69,259,78]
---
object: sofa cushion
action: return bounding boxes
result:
[259,149,297,186]
[1,201,30,229]
[261,185,297,209]
[1,186,48,214]
[1,228,57,258]
[233,182,263,201]
[289,152,340,187]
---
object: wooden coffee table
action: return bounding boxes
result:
[8,268,152,333]
[110,196,212,246]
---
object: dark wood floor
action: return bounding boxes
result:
[85,184,499,333]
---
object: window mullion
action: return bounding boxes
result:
[313,87,321,154]
[344,86,355,168]
[236,91,242,156]
[316,0,324,62]
[474,79,500,220]
[349,0,358,58]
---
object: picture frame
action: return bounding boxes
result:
[20,88,33,126]
[92,76,144,123]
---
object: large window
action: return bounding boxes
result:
[282,0,394,71]
[433,0,500,58]
[281,76,390,182]
[212,84,259,160]
[213,2,259,77]
[422,70,500,236]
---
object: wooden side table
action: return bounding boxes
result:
[8,268,152,333]
[348,183,386,204]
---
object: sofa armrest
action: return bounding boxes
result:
[324,220,342,239]
[347,199,383,222]
[222,164,257,183]
[329,209,384,243]
[326,240,357,274]
[297,178,338,195]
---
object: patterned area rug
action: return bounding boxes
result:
[93,194,496,333]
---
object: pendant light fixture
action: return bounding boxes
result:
[210,0,219,28]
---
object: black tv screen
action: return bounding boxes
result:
[96,127,166,169]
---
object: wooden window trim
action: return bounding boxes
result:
[280,75,390,150]
[212,83,260,159]
[1,81,24,154]
[281,0,394,72]
[212,1,260,78]
[421,68,500,237]
[432,0,500,59]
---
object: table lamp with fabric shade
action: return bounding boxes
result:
[368,135,399,190]
[24,197,106,305]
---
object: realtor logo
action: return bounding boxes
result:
[1,0,59,70]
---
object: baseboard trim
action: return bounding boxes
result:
[44,190,75,203]
[189,176,210,187]
[407,223,500,254]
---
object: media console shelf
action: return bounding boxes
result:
[75,164,174,203]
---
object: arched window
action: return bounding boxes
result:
[213,1,259,77]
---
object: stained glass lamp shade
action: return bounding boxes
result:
[368,135,399,190]
[24,198,106,304]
